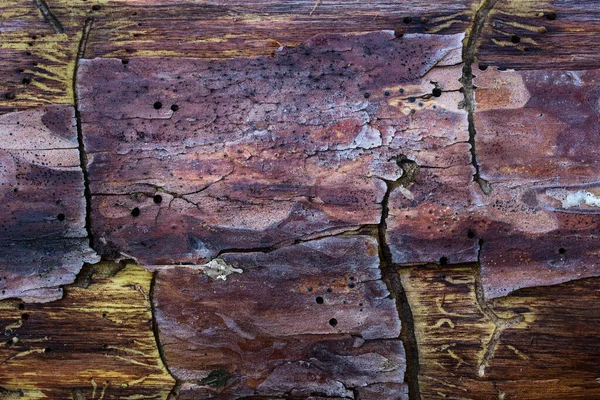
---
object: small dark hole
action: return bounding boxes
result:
[316,296,324,304]
[22,77,31,84]
[326,287,332,293]
[478,64,488,71]
[307,286,313,292]
[394,29,404,39]
[384,90,391,96]
[363,92,370,99]
[153,101,162,110]
[511,35,521,44]
[440,257,448,266]
[432,88,442,97]
[170,104,179,112]
[467,229,476,239]
[131,207,140,217]
[21,313,29,321]
[5,92,15,100]
[559,247,566,254]
[349,276,355,281]
[18,304,24,310]
[44,347,53,353]
[408,97,416,103]
[329,318,338,327]
[348,282,355,289]
[91,4,101,11]
[545,12,557,20]
[57,213,65,221]
[403,17,412,24]
[121,58,129,65]
[153,194,163,204]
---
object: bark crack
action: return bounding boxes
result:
[74,18,94,248]
[32,0,64,34]
[461,0,499,194]
[377,156,421,400]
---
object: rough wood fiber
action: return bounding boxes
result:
[0,262,175,398]
[78,31,467,266]
[400,265,600,399]
[154,236,406,399]
[477,0,600,69]
[0,105,98,302]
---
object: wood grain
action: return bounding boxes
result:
[400,264,600,399]
[0,262,175,399]
[477,0,600,69]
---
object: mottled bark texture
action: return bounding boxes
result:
[0,105,98,302]
[1,0,600,399]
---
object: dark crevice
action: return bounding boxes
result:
[377,156,421,400]
[32,0,64,34]
[74,18,95,248]
[460,0,499,195]
[215,225,378,258]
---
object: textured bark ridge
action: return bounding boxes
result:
[0,105,98,302]
[78,31,466,266]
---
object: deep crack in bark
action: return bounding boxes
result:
[377,156,421,400]
[461,0,499,194]
[74,18,94,249]
[32,0,64,34]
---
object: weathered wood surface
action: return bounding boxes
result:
[154,236,405,399]
[5,0,600,114]
[477,0,600,69]
[0,105,98,302]
[401,264,600,399]
[78,31,465,266]
[387,65,600,298]
[1,0,600,399]
[0,262,175,398]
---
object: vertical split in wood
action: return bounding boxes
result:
[74,18,94,248]
[378,157,421,400]
[461,0,498,194]
[32,0,64,34]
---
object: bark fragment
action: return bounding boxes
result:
[78,31,466,267]
[0,105,98,302]
[153,236,404,398]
